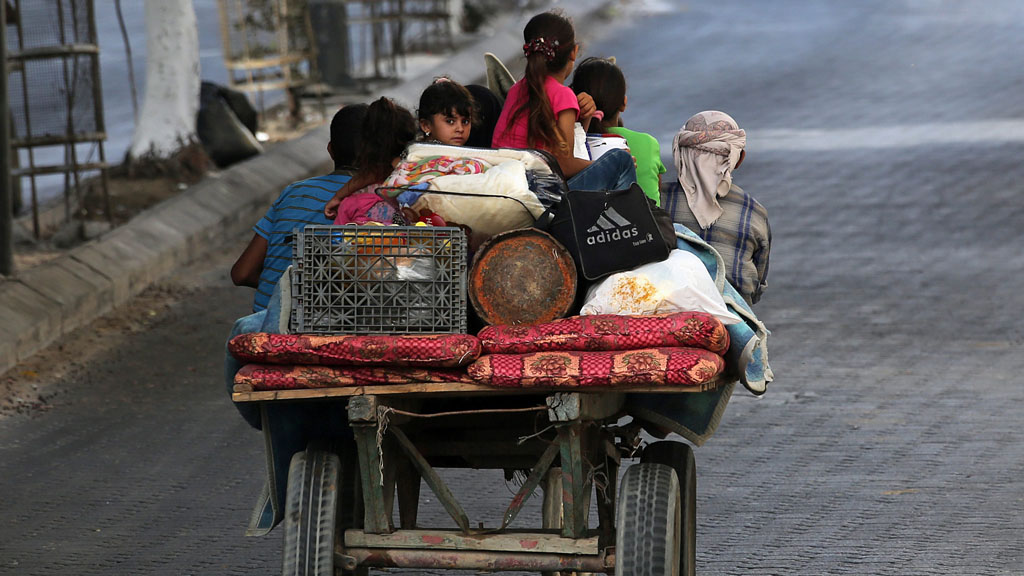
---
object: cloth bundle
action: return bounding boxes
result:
[381,143,555,239]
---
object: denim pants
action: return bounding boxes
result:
[566,148,637,191]
[224,279,287,429]
[225,310,267,429]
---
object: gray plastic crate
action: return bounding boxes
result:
[290,225,468,334]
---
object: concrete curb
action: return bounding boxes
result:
[0,0,610,377]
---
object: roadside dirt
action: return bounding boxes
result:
[11,100,323,274]
[0,283,193,420]
[3,103,323,421]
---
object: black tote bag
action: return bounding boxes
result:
[539,183,671,280]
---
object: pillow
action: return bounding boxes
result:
[235,364,474,391]
[229,333,481,367]
[467,347,724,388]
[478,312,729,355]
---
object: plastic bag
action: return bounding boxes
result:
[573,122,590,160]
[580,250,742,325]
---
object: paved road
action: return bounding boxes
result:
[2,0,1024,574]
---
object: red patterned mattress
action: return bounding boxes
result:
[235,364,475,391]
[232,314,730,392]
[229,332,481,368]
[477,312,729,355]
[467,347,724,389]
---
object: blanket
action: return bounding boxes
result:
[625,224,773,446]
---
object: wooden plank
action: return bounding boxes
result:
[557,423,589,539]
[344,529,599,555]
[501,441,561,529]
[389,427,471,533]
[232,376,728,403]
[353,425,392,534]
[349,396,392,534]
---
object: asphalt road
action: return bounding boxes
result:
[2,0,1023,574]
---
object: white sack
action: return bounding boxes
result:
[415,160,544,238]
[581,250,742,325]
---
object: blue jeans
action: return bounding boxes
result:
[225,310,266,429]
[566,148,637,191]
[225,279,286,429]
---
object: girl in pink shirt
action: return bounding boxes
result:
[492,10,636,192]
[325,97,417,224]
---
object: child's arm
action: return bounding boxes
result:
[553,109,592,178]
[231,233,268,288]
[323,172,376,218]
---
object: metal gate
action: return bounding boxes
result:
[6,0,109,239]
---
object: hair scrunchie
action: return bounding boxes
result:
[523,37,560,62]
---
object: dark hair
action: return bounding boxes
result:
[569,57,625,133]
[464,84,502,148]
[418,79,479,128]
[507,10,576,151]
[358,97,417,182]
[329,103,368,168]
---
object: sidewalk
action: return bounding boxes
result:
[0,0,612,377]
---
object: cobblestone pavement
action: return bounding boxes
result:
[2,1,1024,574]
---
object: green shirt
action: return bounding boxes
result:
[607,126,667,205]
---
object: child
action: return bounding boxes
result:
[491,10,636,192]
[570,57,667,205]
[465,84,503,148]
[417,77,477,147]
[324,97,418,223]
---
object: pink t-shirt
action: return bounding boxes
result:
[334,185,401,225]
[492,76,580,150]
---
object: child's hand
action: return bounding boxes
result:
[576,92,597,122]
[324,194,343,219]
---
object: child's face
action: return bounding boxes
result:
[422,111,471,146]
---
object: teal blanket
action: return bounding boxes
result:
[625,224,773,446]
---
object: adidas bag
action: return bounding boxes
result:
[539,183,672,281]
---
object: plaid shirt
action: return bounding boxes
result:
[661,181,771,305]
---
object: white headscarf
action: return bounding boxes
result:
[672,111,746,229]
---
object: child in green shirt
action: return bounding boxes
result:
[570,57,667,204]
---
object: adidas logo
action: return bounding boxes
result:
[585,206,640,245]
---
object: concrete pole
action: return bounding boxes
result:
[1,0,13,276]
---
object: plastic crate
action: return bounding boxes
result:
[290,225,468,334]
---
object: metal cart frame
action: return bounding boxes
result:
[234,378,726,576]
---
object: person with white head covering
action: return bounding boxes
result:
[661,111,771,305]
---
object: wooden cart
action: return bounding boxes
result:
[233,377,729,576]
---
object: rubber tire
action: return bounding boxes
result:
[642,441,697,576]
[615,463,682,576]
[282,447,340,576]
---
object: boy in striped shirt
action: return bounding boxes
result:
[231,103,368,311]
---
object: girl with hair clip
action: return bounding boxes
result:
[491,10,637,192]
[324,97,417,224]
[417,76,478,146]
[570,57,667,205]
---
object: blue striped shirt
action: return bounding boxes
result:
[251,172,352,311]
[661,181,771,305]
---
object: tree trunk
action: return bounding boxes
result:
[129,0,200,160]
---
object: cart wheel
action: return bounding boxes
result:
[641,442,697,576]
[282,446,340,576]
[615,463,682,576]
